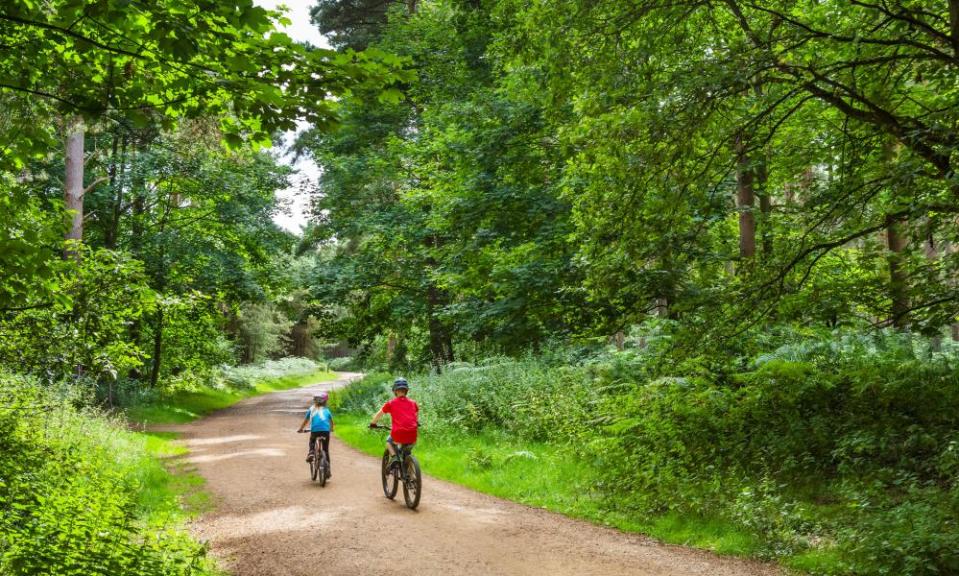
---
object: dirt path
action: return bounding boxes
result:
[172,373,780,576]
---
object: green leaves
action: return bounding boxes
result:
[0,373,211,575]
[0,0,409,156]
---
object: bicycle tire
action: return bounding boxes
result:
[402,454,421,510]
[318,451,328,487]
[381,450,398,499]
[310,438,321,482]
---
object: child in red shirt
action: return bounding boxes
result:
[369,378,419,463]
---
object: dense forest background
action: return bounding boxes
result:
[304,0,959,367]
[3,1,959,575]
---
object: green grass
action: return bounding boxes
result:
[786,548,846,574]
[136,432,212,522]
[334,412,764,558]
[126,369,336,425]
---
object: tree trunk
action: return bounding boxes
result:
[757,152,772,258]
[64,116,85,257]
[426,284,454,372]
[291,321,309,357]
[150,309,163,387]
[886,214,909,328]
[734,131,756,260]
[105,131,127,250]
[613,331,625,351]
[387,334,397,362]
[127,161,146,369]
[950,0,959,58]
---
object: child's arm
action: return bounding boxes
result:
[370,408,385,426]
[297,414,310,432]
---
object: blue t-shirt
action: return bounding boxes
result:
[305,406,333,432]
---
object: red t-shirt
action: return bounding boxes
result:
[382,396,419,444]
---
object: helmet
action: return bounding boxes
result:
[313,392,328,403]
[392,377,409,391]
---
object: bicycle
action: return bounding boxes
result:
[369,424,421,509]
[298,430,330,487]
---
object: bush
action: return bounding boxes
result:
[596,331,959,571]
[0,373,211,575]
[330,372,393,413]
[218,357,325,389]
[328,356,357,371]
[333,329,959,575]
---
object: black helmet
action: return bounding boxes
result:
[392,377,409,391]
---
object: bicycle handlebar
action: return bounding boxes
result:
[368,423,422,430]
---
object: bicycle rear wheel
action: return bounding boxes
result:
[310,438,321,481]
[318,451,328,487]
[381,450,398,499]
[402,454,421,510]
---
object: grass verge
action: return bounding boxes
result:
[333,412,764,558]
[126,369,336,425]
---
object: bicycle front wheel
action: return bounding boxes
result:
[402,455,421,510]
[381,450,398,499]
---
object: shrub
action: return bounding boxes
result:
[218,357,325,389]
[331,372,393,413]
[334,328,959,575]
[0,373,211,575]
[596,331,959,570]
[328,356,356,371]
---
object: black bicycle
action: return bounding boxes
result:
[298,430,330,486]
[370,424,421,509]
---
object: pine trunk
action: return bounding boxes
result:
[735,131,756,260]
[426,284,454,372]
[64,116,85,257]
[150,309,164,387]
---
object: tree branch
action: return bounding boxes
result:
[83,176,109,195]
[0,12,146,60]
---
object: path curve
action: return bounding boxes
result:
[172,373,780,576]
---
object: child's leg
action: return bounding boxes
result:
[385,436,397,457]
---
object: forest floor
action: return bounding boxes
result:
[163,373,781,576]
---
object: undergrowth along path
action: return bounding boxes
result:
[170,373,780,576]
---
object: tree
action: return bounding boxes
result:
[1,0,407,274]
[495,0,959,334]
[312,0,403,50]
[301,0,597,364]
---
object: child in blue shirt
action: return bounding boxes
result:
[297,392,334,477]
